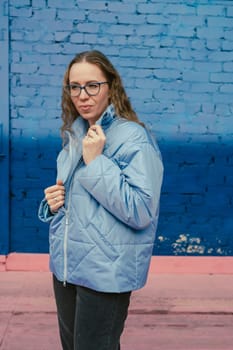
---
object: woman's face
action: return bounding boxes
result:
[69,62,110,126]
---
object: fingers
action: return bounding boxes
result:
[44,180,65,212]
[56,179,63,186]
[83,125,106,165]
[85,129,97,140]
[86,125,106,141]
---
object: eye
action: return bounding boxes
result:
[87,82,99,90]
[70,84,81,91]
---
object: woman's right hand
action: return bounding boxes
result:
[44,179,65,213]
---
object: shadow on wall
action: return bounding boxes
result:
[8,136,233,256]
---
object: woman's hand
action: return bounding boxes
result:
[44,179,65,213]
[82,125,106,165]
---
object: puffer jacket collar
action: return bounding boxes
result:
[72,103,116,137]
[57,104,116,185]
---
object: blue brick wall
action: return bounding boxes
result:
[3,0,233,255]
[0,0,10,254]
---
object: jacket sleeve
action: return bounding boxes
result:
[38,198,55,223]
[78,141,163,230]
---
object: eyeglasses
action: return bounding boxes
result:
[64,81,109,97]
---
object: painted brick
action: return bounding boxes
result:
[117,14,145,25]
[137,3,165,14]
[77,1,107,11]
[206,39,221,50]
[82,34,98,44]
[32,0,47,7]
[153,69,182,80]
[194,61,221,72]
[57,9,85,20]
[223,62,233,72]
[69,33,84,43]
[33,9,57,20]
[222,40,233,51]
[175,37,190,48]
[11,63,38,73]
[107,24,134,35]
[39,64,63,76]
[61,43,90,54]
[219,84,233,93]
[197,27,224,39]
[33,43,62,54]
[88,13,117,24]
[227,6,233,17]
[135,78,160,89]
[120,47,150,58]
[210,73,233,83]
[112,36,127,45]
[151,47,178,59]
[190,83,218,93]
[160,37,175,48]
[77,23,100,33]
[108,3,136,13]
[10,0,30,5]
[165,4,196,15]
[169,24,196,37]
[10,17,41,30]
[22,53,50,64]
[137,24,165,36]
[191,39,206,51]
[183,71,209,82]
[9,6,32,17]
[47,0,75,8]
[147,14,175,25]
[197,5,224,16]
[224,30,233,41]
[165,59,192,70]
[54,31,70,42]
[207,16,233,27]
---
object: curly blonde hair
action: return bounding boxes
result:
[61,50,142,137]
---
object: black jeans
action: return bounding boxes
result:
[53,275,131,350]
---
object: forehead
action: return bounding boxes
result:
[69,62,105,82]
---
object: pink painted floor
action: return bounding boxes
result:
[1,256,233,349]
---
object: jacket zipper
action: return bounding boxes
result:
[63,156,83,287]
[63,213,69,287]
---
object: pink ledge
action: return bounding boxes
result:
[1,254,233,274]
[0,255,6,272]
[149,256,233,274]
[3,253,50,272]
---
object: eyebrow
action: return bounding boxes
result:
[69,80,99,85]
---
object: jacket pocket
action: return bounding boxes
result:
[86,222,119,262]
[49,208,66,236]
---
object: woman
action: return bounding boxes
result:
[39,50,163,350]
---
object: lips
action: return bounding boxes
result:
[79,105,92,112]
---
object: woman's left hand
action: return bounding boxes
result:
[82,125,106,165]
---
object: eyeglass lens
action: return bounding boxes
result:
[66,82,107,97]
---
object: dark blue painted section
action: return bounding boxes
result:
[2,0,233,255]
[9,134,233,255]
[0,0,10,254]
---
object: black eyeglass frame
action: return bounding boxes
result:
[64,81,109,97]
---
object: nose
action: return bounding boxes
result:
[79,87,89,99]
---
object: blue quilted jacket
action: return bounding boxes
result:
[38,105,163,292]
